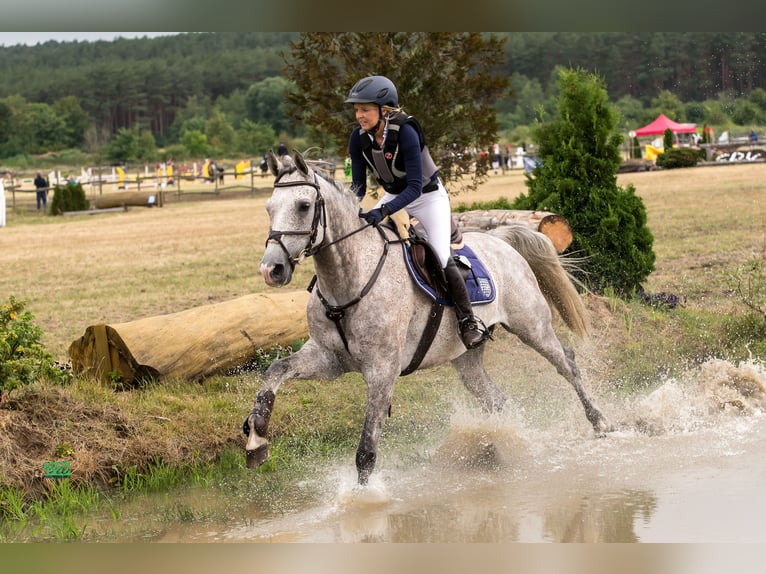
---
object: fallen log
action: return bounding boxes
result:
[454,209,573,252]
[68,290,310,385]
[93,191,163,209]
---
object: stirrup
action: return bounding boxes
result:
[459,316,489,349]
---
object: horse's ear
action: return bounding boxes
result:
[266,149,280,176]
[292,149,310,178]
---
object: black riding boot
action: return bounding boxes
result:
[443,258,485,349]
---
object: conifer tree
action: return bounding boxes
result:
[513,68,655,296]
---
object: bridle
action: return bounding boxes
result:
[265,171,327,269]
[265,168,404,352]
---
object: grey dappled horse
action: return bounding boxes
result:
[244,149,610,485]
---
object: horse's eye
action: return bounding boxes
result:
[298,200,312,213]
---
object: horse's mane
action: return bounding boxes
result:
[279,158,358,211]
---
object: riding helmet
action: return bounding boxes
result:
[344,75,398,107]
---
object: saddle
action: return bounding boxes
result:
[399,218,496,306]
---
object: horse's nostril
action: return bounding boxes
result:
[272,264,284,281]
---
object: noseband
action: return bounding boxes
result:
[266,171,326,270]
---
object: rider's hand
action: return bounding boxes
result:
[361,204,390,226]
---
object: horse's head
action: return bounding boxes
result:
[260,149,326,287]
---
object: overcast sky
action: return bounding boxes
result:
[0,32,178,47]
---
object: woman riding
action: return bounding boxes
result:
[346,75,486,349]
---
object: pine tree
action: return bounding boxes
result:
[513,68,655,296]
[663,128,674,150]
[631,136,642,159]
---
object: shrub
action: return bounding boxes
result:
[49,182,89,215]
[630,136,642,159]
[663,127,674,150]
[453,197,514,212]
[512,67,655,296]
[655,148,701,169]
[0,296,71,401]
[730,256,766,322]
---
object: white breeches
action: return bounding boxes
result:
[377,181,451,268]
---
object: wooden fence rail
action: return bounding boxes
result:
[3,164,279,209]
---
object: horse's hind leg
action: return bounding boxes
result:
[516,325,611,435]
[559,343,611,434]
[452,345,508,413]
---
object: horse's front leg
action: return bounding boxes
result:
[243,339,343,469]
[356,365,399,485]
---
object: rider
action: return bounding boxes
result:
[346,75,485,349]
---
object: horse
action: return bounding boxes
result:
[244,149,611,485]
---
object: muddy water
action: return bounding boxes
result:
[137,358,766,543]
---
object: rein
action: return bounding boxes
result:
[310,224,398,352]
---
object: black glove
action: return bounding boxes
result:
[361,204,390,226]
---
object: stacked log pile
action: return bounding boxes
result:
[454,209,573,253]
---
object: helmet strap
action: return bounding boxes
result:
[368,105,385,137]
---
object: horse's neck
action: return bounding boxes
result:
[313,201,390,299]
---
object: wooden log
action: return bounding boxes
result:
[68,290,310,385]
[93,191,163,209]
[454,209,573,253]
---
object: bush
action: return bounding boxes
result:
[730,256,766,322]
[663,127,674,150]
[49,182,89,215]
[655,148,701,169]
[0,296,71,400]
[512,67,655,296]
[453,197,514,212]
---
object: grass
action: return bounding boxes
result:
[1,162,766,540]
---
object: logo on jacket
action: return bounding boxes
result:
[385,152,393,159]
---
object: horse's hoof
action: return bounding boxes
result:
[246,444,269,469]
[593,420,614,438]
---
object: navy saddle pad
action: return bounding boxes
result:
[402,242,496,306]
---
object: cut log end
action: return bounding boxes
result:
[537,214,573,253]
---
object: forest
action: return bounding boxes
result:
[0,32,765,163]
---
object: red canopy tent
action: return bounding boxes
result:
[634,114,697,136]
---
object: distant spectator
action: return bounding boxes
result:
[34,171,48,212]
[277,142,288,160]
[208,160,224,183]
[750,130,758,143]
[492,143,501,174]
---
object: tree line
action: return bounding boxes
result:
[1,32,765,163]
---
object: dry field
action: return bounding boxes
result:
[1,161,766,504]
[2,162,765,362]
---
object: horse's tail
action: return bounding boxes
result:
[488,224,590,339]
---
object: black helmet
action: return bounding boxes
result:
[344,75,398,107]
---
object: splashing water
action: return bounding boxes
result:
[102,358,766,542]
